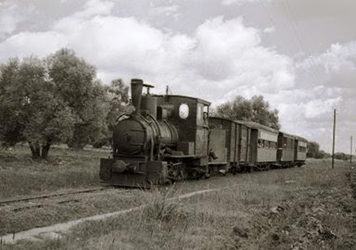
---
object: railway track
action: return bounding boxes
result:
[0,186,113,207]
[0,186,223,245]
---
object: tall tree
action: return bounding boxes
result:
[216,96,252,121]
[105,79,129,131]
[216,95,281,130]
[47,48,108,149]
[93,79,129,148]
[0,58,25,146]
[0,48,109,157]
[307,141,320,158]
[0,57,77,159]
[250,96,280,130]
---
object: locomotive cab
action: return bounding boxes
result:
[155,95,210,159]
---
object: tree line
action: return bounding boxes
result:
[307,141,352,160]
[0,48,128,159]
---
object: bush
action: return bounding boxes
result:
[141,187,183,223]
[334,152,351,161]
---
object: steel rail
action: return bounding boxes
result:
[0,187,112,206]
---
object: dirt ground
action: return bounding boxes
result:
[1,158,355,250]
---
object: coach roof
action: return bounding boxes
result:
[238,121,279,134]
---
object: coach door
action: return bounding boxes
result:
[294,139,298,161]
[239,125,248,163]
[277,133,283,161]
[249,129,258,164]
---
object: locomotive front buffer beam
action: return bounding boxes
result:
[99,158,170,188]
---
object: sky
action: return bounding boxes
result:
[0,0,355,154]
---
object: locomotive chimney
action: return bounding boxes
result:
[131,78,143,113]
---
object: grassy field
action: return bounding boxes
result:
[0,144,109,199]
[1,155,355,250]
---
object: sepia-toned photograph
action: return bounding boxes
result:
[0,0,355,249]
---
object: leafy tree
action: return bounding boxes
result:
[47,48,108,149]
[93,79,129,148]
[0,58,24,146]
[306,141,330,159]
[216,95,281,130]
[334,152,350,161]
[217,96,252,121]
[0,57,77,159]
[105,79,129,131]
[0,48,110,157]
[318,150,331,159]
[307,141,320,158]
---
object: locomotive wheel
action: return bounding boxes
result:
[190,170,199,180]
[164,179,173,185]
[231,166,237,175]
[204,171,211,179]
[179,169,188,181]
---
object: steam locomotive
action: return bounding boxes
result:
[99,79,307,187]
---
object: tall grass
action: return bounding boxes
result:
[140,186,183,222]
[1,160,355,250]
[0,144,109,199]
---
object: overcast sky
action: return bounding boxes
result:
[1,0,355,154]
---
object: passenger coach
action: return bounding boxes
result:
[240,121,279,171]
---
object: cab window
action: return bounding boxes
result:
[179,103,189,119]
[197,104,209,125]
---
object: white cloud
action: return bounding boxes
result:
[0,6,295,109]
[77,0,114,19]
[221,0,271,6]
[285,42,356,152]
[149,5,181,20]
[0,1,34,39]
[0,7,295,99]
[298,42,356,76]
[263,26,275,33]
[0,31,67,61]
[2,0,354,153]
[182,17,295,102]
[304,98,342,119]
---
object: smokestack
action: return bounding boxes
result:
[131,79,143,113]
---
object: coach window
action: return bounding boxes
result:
[179,103,189,119]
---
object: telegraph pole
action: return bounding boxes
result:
[332,109,336,169]
[350,136,353,167]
